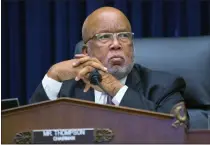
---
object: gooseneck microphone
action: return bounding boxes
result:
[88,69,112,96]
[88,69,102,85]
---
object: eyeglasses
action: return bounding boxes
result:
[85,32,134,44]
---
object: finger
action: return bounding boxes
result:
[73,56,91,66]
[75,66,94,81]
[73,57,107,72]
[83,78,104,93]
[82,77,90,84]
[81,61,107,72]
[78,66,94,79]
[72,56,89,67]
[73,56,100,67]
[74,54,87,58]
[83,84,91,92]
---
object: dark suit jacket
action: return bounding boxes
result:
[30,64,186,114]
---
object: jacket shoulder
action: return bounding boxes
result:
[134,64,185,86]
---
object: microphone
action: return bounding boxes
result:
[88,69,111,96]
[89,69,102,85]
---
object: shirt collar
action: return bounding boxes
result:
[120,76,127,85]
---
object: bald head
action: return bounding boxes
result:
[82,7,132,43]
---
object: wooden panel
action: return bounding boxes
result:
[2,98,185,143]
[186,130,210,143]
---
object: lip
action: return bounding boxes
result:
[109,55,124,65]
[109,55,124,60]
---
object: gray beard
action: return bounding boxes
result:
[87,46,135,80]
[108,61,134,80]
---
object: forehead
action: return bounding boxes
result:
[91,12,131,34]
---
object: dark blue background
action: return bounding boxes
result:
[2,0,210,105]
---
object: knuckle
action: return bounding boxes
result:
[85,56,91,60]
[92,57,98,62]
[86,73,90,79]
[87,66,93,72]
[86,61,91,65]
[89,61,95,66]
[78,71,82,76]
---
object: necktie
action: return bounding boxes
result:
[106,95,114,105]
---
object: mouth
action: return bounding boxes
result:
[109,55,124,65]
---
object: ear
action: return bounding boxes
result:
[82,44,88,54]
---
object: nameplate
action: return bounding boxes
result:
[14,128,114,144]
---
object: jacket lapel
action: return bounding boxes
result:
[125,65,143,94]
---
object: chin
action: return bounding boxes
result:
[108,63,134,80]
[110,64,122,69]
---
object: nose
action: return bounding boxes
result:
[109,36,122,50]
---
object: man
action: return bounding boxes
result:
[30,7,187,115]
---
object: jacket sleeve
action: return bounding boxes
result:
[29,83,50,104]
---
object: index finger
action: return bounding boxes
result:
[74,54,88,58]
[73,56,100,67]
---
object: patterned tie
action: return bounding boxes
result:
[106,95,114,105]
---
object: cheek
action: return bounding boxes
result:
[96,50,109,65]
[124,45,134,62]
[88,44,109,63]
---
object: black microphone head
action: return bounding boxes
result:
[89,69,102,85]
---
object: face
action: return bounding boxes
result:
[85,11,134,79]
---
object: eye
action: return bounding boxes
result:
[98,34,112,40]
[118,33,130,39]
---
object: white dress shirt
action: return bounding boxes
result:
[42,74,128,106]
